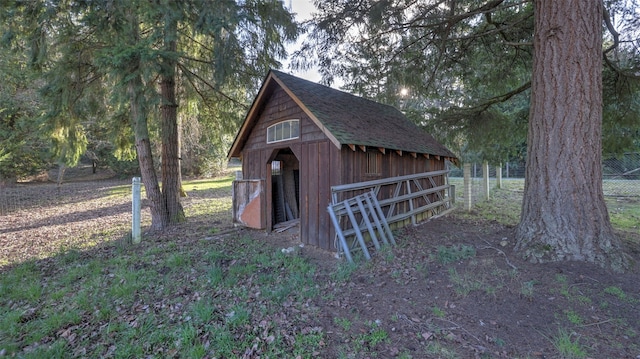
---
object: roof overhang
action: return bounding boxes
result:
[227,70,342,159]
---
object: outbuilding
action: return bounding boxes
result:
[228,70,457,251]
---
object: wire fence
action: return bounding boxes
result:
[2,154,639,216]
[0,184,61,216]
[449,153,640,207]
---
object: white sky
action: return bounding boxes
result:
[289,0,315,21]
[286,0,323,83]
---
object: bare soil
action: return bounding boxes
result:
[299,219,640,358]
[1,175,639,358]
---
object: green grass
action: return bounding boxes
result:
[452,177,640,237]
[552,328,588,359]
[2,171,638,358]
[436,244,476,264]
[608,200,640,231]
[432,306,446,318]
[108,175,235,195]
[447,267,484,297]
[181,175,236,192]
[334,317,353,331]
[0,231,323,357]
[520,280,536,299]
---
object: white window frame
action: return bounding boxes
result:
[267,119,300,144]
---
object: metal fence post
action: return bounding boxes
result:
[464,163,472,211]
[132,177,141,244]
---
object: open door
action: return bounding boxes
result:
[268,148,300,228]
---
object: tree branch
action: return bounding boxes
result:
[177,63,249,110]
[602,1,619,55]
[466,81,531,114]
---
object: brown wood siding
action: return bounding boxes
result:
[340,147,447,201]
[237,85,448,252]
[297,139,341,251]
[242,87,325,154]
[317,141,332,249]
[239,87,341,250]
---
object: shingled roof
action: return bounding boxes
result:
[228,69,457,160]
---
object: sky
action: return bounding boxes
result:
[285,0,322,83]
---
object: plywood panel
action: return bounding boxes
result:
[232,180,264,229]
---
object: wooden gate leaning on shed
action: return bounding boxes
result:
[328,169,455,260]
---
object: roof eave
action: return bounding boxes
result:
[270,73,342,149]
[227,71,276,159]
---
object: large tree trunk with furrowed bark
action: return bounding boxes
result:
[515,0,627,271]
[160,12,185,224]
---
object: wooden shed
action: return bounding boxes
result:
[228,70,457,251]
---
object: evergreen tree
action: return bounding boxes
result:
[1,0,299,230]
[300,0,639,269]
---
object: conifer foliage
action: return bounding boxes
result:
[0,1,299,230]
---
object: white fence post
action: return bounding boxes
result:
[464,163,472,211]
[496,163,502,189]
[132,177,141,244]
[483,161,490,201]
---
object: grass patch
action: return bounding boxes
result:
[182,175,235,192]
[435,244,476,264]
[0,231,323,357]
[452,178,640,238]
[552,328,588,359]
[447,267,484,297]
[603,285,637,303]
[520,280,536,299]
[331,259,359,282]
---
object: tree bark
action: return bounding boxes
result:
[160,9,185,224]
[130,73,169,231]
[515,0,627,271]
[127,9,168,231]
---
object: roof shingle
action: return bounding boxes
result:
[270,70,456,158]
[229,70,457,160]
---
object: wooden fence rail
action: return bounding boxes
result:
[329,170,454,260]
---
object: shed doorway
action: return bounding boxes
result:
[269,148,300,227]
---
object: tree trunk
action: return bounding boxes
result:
[130,74,169,231]
[127,9,168,231]
[515,0,627,271]
[160,9,185,224]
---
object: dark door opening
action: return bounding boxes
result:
[271,149,300,226]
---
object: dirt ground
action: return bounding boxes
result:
[1,175,639,358]
[292,219,640,358]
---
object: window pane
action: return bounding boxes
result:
[267,120,300,143]
[267,127,275,143]
[283,121,290,139]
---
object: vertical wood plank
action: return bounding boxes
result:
[308,142,319,248]
[318,141,331,249]
[300,142,309,244]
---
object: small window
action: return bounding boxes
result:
[366,152,381,175]
[271,161,281,175]
[267,120,300,144]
